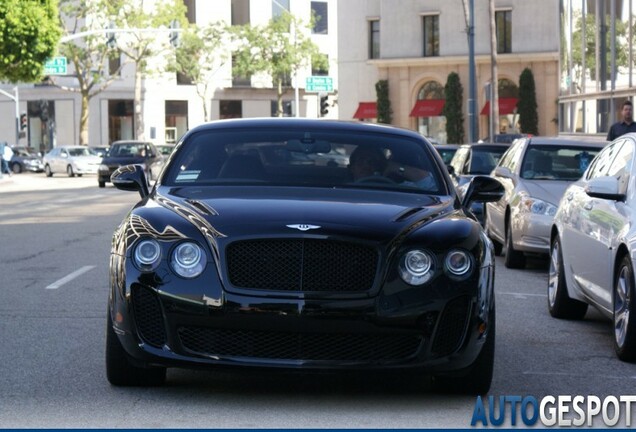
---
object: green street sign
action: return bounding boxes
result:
[44,57,67,75]
[305,76,333,93]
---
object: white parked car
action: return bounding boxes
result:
[549,132,636,362]
[485,137,606,268]
[43,146,102,177]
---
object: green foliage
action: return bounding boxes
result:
[0,0,61,82]
[230,12,326,117]
[375,80,392,124]
[442,72,464,144]
[518,68,538,135]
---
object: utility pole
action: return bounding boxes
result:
[464,0,478,143]
[0,86,19,145]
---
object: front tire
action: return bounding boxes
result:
[44,164,53,177]
[67,165,75,177]
[614,255,636,362]
[11,163,21,174]
[98,181,106,188]
[105,312,167,386]
[548,236,588,319]
[504,218,526,269]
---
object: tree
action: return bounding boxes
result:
[56,0,127,145]
[442,72,464,144]
[231,12,326,117]
[0,0,61,82]
[375,80,392,124]
[518,68,539,135]
[167,22,228,122]
[103,0,187,140]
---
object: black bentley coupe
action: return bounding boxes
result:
[106,118,503,394]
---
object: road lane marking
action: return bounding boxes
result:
[45,265,96,290]
[523,371,636,380]
[500,292,547,298]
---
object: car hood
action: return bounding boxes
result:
[522,180,570,205]
[102,156,146,166]
[155,186,455,241]
[71,155,102,163]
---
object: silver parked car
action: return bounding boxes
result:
[43,146,102,177]
[549,133,636,361]
[485,136,606,268]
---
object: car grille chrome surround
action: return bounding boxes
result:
[226,239,378,292]
[431,295,471,357]
[131,285,166,347]
[177,326,423,362]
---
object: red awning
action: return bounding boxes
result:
[409,99,445,117]
[480,97,519,115]
[352,102,377,119]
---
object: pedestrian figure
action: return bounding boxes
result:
[607,100,636,141]
[1,142,13,176]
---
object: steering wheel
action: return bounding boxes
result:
[355,175,396,184]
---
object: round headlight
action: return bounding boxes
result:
[171,242,205,278]
[444,249,473,278]
[399,249,435,285]
[133,239,161,271]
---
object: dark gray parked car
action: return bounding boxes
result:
[10,146,43,173]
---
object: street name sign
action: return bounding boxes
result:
[305,76,333,93]
[44,57,68,75]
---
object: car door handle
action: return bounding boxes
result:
[584,201,594,210]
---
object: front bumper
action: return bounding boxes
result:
[511,212,552,254]
[109,260,495,374]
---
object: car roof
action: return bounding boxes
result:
[458,142,510,149]
[524,136,607,148]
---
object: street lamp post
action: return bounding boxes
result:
[467,0,477,143]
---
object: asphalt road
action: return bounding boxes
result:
[0,173,635,428]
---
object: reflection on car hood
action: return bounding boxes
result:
[522,180,570,205]
[158,186,453,240]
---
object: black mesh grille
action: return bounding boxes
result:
[178,327,422,362]
[131,285,166,347]
[431,296,470,357]
[226,239,378,292]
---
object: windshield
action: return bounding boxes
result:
[163,128,446,194]
[68,148,92,157]
[109,143,147,157]
[521,145,602,180]
[470,147,507,174]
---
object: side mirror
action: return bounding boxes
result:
[585,175,626,201]
[493,166,511,178]
[446,165,455,176]
[111,164,149,198]
[462,175,504,208]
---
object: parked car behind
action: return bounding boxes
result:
[89,146,110,157]
[43,146,102,177]
[149,144,176,180]
[549,132,636,362]
[105,118,504,393]
[10,146,43,173]
[432,144,460,170]
[98,140,162,188]
[450,143,509,225]
[485,136,606,268]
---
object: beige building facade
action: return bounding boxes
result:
[338,0,560,143]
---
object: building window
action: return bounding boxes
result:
[271,100,293,117]
[231,0,250,25]
[273,0,289,19]
[108,100,134,144]
[183,0,196,24]
[109,55,121,76]
[312,54,329,76]
[496,10,512,54]
[220,100,242,119]
[422,15,439,57]
[369,20,380,59]
[311,2,328,35]
[165,100,188,143]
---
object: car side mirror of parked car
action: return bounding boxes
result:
[585,175,626,201]
[462,175,504,208]
[111,164,149,199]
[493,166,512,178]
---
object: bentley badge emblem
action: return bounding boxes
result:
[286,224,321,231]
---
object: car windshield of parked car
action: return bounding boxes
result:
[435,148,457,165]
[156,145,174,156]
[163,128,445,194]
[68,148,92,157]
[109,143,145,157]
[521,145,601,180]
[470,147,507,174]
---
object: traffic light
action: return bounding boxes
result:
[320,95,329,116]
[169,20,180,48]
[20,113,27,131]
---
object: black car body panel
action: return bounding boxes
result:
[107,119,502,391]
